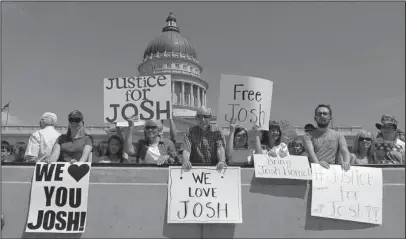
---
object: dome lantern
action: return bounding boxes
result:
[162,11,179,33]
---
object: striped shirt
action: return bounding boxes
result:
[180,125,226,164]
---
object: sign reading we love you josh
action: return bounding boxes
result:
[26,163,91,233]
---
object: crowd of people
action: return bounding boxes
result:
[1,105,405,169]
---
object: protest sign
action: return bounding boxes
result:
[254,154,312,180]
[311,164,383,225]
[167,166,242,223]
[217,74,273,130]
[26,162,91,233]
[104,75,172,124]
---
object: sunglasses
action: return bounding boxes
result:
[68,118,82,123]
[145,126,158,130]
[358,137,372,142]
[316,112,330,116]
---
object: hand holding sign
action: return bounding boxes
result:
[127,114,139,128]
[216,161,227,172]
[229,118,238,133]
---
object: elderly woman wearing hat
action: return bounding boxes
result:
[373,114,405,164]
[49,110,93,163]
[254,120,289,158]
[124,115,178,165]
[25,112,61,162]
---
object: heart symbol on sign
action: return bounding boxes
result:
[68,164,90,182]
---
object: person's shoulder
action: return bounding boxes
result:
[160,138,175,145]
[186,125,199,133]
[328,129,341,136]
[57,134,69,142]
[396,139,405,148]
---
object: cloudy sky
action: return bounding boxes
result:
[1,2,404,132]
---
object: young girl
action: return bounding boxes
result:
[226,120,253,164]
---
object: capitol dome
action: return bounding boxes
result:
[143,12,198,60]
[138,11,208,117]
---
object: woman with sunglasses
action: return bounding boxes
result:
[124,115,178,165]
[350,131,375,165]
[49,110,93,163]
[373,114,405,164]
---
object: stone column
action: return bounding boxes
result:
[190,83,194,107]
[197,87,201,107]
[204,90,207,106]
[172,81,175,105]
[181,82,185,105]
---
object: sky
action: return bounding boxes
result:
[1,2,405,132]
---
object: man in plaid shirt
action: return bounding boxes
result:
[180,106,227,170]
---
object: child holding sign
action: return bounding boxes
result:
[226,119,253,164]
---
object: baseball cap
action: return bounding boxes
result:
[375,114,397,130]
[68,110,84,120]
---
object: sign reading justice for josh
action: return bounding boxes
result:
[26,162,91,233]
[104,75,172,124]
[167,166,242,223]
[217,74,273,130]
[311,164,383,225]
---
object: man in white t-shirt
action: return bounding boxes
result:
[24,112,61,162]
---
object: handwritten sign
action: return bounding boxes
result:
[26,163,91,233]
[217,74,273,130]
[254,154,312,180]
[167,166,242,223]
[311,164,383,225]
[104,75,172,124]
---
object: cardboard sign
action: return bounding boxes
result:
[254,154,312,180]
[217,74,273,130]
[167,166,242,223]
[104,75,172,124]
[26,163,91,233]
[311,164,383,225]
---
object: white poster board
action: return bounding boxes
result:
[254,154,312,180]
[311,164,383,225]
[217,74,273,130]
[167,166,242,223]
[104,75,172,124]
[26,162,91,233]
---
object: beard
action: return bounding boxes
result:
[316,122,330,128]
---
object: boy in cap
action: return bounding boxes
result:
[25,112,61,162]
[373,114,405,164]
[179,106,227,170]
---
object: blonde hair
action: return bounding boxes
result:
[352,130,374,161]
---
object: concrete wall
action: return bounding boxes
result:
[1,166,404,238]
